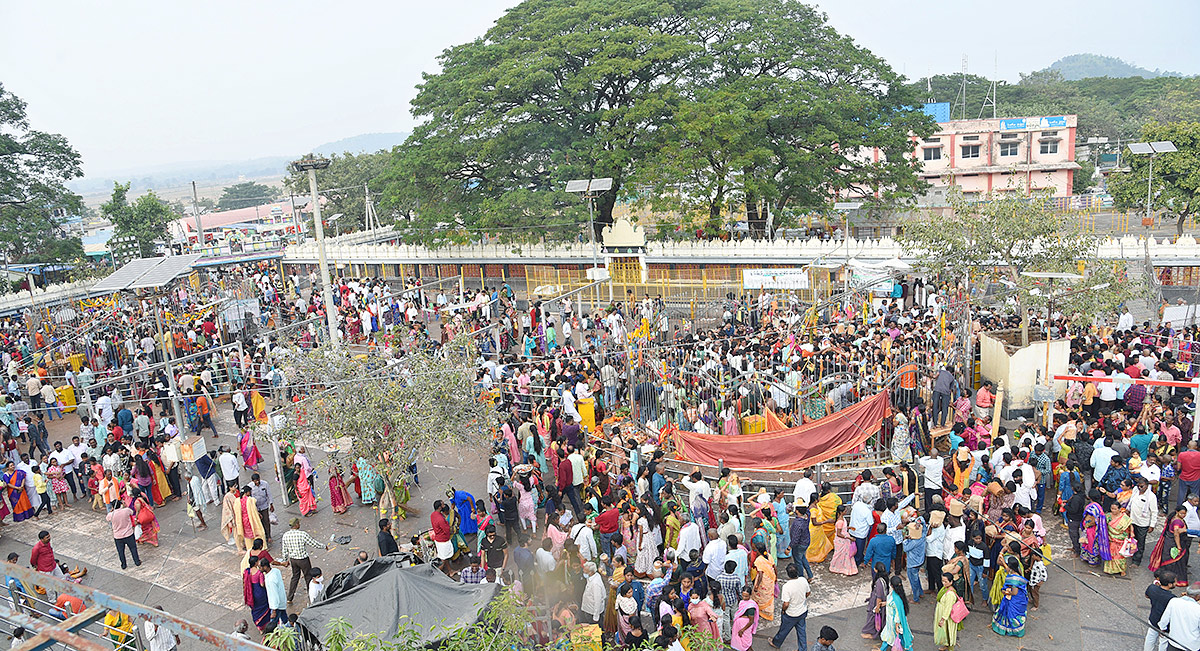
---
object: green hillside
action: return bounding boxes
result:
[1048,54,1184,81]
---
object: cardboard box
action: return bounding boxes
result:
[180,436,207,463]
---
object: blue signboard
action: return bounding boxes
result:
[921,102,951,123]
[999,116,1068,131]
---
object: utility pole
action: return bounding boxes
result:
[292,158,339,346]
[191,181,203,252]
[288,193,302,245]
[152,292,185,430]
[365,184,379,239]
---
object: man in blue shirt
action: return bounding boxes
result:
[862,523,896,571]
[903,521,928,603]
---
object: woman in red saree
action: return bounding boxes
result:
[328,465,352,514]
[128,487,159,546]
[295,459,317,516]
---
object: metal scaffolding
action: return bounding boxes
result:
[0,563,267,651]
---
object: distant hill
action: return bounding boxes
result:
[72,131,410,196]
[1047,54,1186,80]
[312,132,408,156]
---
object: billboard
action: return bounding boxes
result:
[998,116,1068,132]
[742,268,810,290]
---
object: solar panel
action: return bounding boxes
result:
[126,253,203,290]
[588,177,613,192]
[565,180,589,193]
[91,258,165,292]
[1128,142,1154,155]
[1151,141,1178,154]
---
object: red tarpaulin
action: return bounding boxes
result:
[670,392,890,471]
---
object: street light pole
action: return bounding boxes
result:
[586,195,599,308]
[566,178,613,312]
[293,158,339,346]
[1147,154,1154,224]
[1129,141,1177,227]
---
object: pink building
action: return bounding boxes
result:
[914,114,1079,197]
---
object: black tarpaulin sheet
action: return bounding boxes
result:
[296,559,499,646]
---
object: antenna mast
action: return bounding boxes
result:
[980,53,998,119]
[952,55,969,120]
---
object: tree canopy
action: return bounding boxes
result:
[381,0,934,242]
[283,151,390,233]
[277,334,497,492]
[101,182,174,258]
[900,189,1140,343]
[0,83,84,265]
[1107,121,1200,234]
[216,181,277,211]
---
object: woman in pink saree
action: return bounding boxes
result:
[295,457,317,516]
[238,428,263,471]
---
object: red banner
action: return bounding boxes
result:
[672,392,890,471]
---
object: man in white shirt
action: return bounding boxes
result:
[848,499,874,565]
[679,471,712,509]
[217,447,241,490]
[674,520,702,561]
[918,452,944,508]
[1158,584,1200,651]
[66,436,88,471]
[1128,477,1158,566]
[570,520,597,561]
[1185,494,1200,535]
[792,468,817,505]
[1117,307,1135,332]
[701,530,726,582]
[1091,440,1118,484]
[49,442,79,501]
[144,615,178,651]
[231,388,248,429]
[1141,456,1163,485]
[534,539,556,574]
[769,564,811,649]
[580,562,606,624]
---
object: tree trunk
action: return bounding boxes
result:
[1179,213,1188,236]
[744,167,765,238]
[595,189,617,239]
[746,197,762,239]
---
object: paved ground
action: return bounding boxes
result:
[788,516,1158,651]
[1,400,489,644]
[4,397,1181,651]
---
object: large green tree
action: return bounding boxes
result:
[283,151,390,234]
[0,83,84,267]
[633,0,934,236]
[101,182,173,258]
[215,181,277,211]
[1108,121,1200,235]
[381,0,931,242]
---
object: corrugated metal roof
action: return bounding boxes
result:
[91,254,203,292]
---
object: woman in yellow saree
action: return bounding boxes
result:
[806,483,842,563]
[751,540,777,622]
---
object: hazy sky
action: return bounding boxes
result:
[3,0,1197,179]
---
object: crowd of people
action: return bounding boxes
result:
[11,261,1200,651]
[408,281,1200,651]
